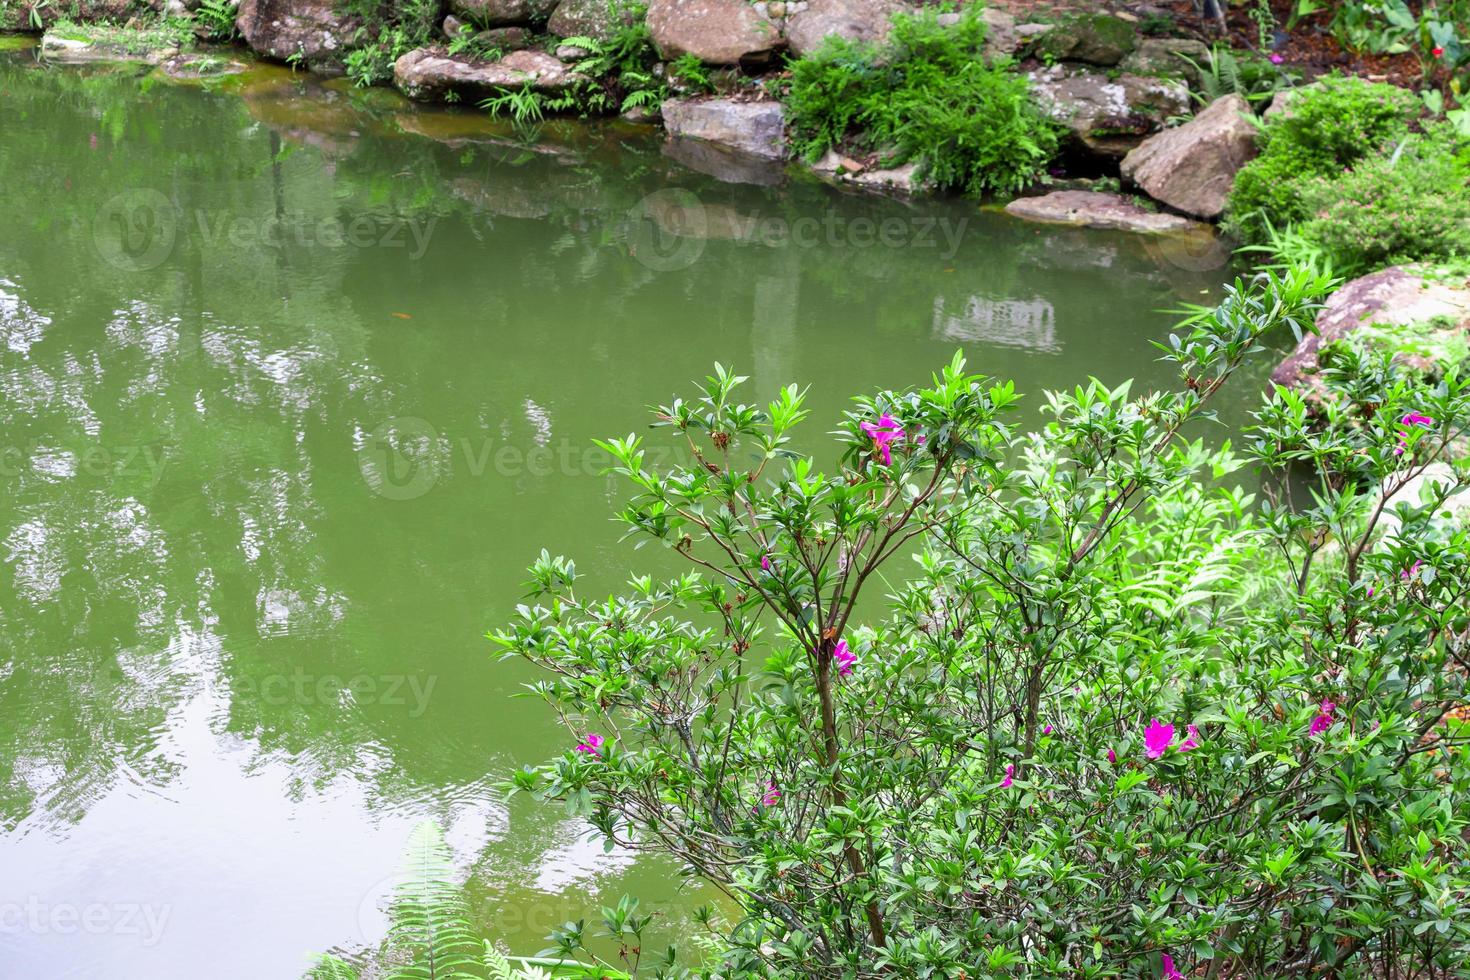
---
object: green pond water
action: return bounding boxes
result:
[0,40,1249,978]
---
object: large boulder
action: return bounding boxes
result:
[547,0,633,42]
[1029,12,1136,66]
[451,0,558,26]
[1004,191,1206,235]
[662,97,785,159]
[1120,93,1257,220]
[647,0,782,65]
[784,0,906,58]
[236,0,358,75]
[1027,64,1190,159]
[1272,267,1470,390]
[394,47,586,101]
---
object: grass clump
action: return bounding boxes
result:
[782,5,1060,197]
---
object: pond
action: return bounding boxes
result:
[0,41,1244,978]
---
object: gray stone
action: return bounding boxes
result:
[1029,12,1136,66]
[1121,94,1258,220]
[1004,190,1205,235]
[1272,267,1470,390]
[648,0,782,64]
[1027,63,1191,159]
[1119,37,1211,81]
[394,47,586,101]
[451,0,558,27]
[785,0,907,58]
[236,0,358,75]
[663,137,785,185]
[443,14,468,36]
[478,26,532,48]
[661,97,785,159]
[547,0,633,43]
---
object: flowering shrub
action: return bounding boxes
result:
[494,269,1470,978]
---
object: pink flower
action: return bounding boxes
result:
[1106,748,1117,763]
[1042,724,1053,735]
[1401,559,1424,581]
[575,733,605,756]
[860,413,906,466]
[1365,584,1375,598]
[1269,53,1284,64]
[1144,719,1175,759]
[760,553,773,572]
[833,639,857,678]
[1161,952,1185,980]
[756,780,780,808]
[1309,700,1336,736]
[999,763,1014,788]
[1432,45,1444,57]
[1179,724,1201,752]
[1394,412,1434,455]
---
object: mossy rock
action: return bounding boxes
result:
[1030,13,1136,67]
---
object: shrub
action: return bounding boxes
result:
[1226,76,1420,241]
[782,7,1059,196]
[496,269,1470,978]
[1296,126,1470,273]
[339,0,441,87]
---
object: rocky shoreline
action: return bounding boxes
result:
[5,0,1467,388]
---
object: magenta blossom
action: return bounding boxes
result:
[756,780,780,809]
[1043,724,1053,735]
[1161,952,1185,980]
[1179,724,1201,752]
[1144,719,1175,759]
[1269,52,1284,64]
[860,413,906,466]
[833,639,857,678]
[575,733,605,756]
[1106,748,1117,763]
[999,763,1015,789]
[1309,700,1336,736]
[1394,412,1434,455]
[760,553,773,572]
[1401,559,1424,581]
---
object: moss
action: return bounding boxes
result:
[1342,316,1470,373]
[48,16,194,54]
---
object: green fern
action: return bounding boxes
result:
[382,822,483,979]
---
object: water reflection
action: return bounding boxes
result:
[0,42,1238,978]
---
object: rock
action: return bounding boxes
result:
[1119,37,1210,81]
[393,47,586,101]
[451,0,558,26]
[443,14,467,36]
[622,104,660,123]
[1120,94,1258,220]
[555,43,588,60]
[236,0,358,75]
[1029,12,1136,66]
[40,32,180,64]
[1004,191,1206,235]
[160,52,251,78]
[165,0,188,16]
[478,26,531,48]
[1027,64,1190,159]
[1272,267,1470,390]
[661,97,785,159]
[847,161,929,194]
[663,137,785,185]
[785,0,907,58]
[648,0,782,65]
[547,0,634,43]
[1375,463,1470,541]
[1263,86,1306,121]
